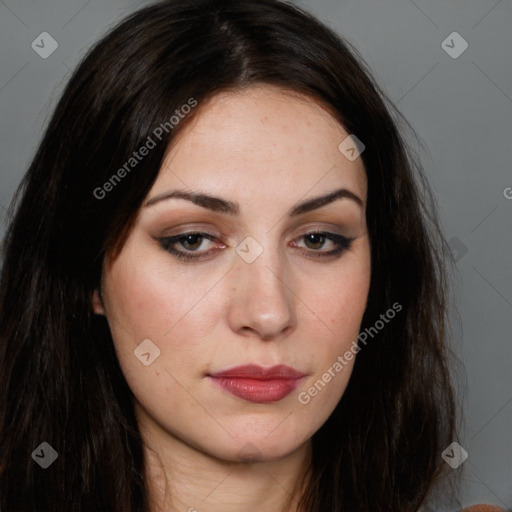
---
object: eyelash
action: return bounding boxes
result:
[158,230,354,262]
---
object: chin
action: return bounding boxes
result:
[213,434,307,464]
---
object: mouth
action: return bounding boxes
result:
[207,364,306,404]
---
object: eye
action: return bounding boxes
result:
[291,231,353,258]
[158,230,354,262]
[158,232,224,261]
[174,233,209,251]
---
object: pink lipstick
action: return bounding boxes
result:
[208,364,306,403]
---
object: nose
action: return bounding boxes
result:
[226,245,297,341]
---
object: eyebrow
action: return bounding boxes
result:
[144,187,364,215]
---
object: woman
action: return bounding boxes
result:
[0,0,501,510]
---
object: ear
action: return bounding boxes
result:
[92,289,106,315]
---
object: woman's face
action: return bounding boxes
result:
[95,85,371,463]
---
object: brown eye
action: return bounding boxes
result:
[180,234,204,251]
[292,231,354,259]
[158,231,223,262]
[303,233,327,250]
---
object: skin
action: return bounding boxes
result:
[93,84,371,512]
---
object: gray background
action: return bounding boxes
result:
[0,0,511,508]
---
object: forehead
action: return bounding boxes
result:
[154,85,367,202]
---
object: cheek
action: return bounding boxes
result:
[305,257,370,339]
[297,252,370,395]
[102,250,227,394]
[103,252,216,342]
[294,282,367,429]
[101,258,208,411]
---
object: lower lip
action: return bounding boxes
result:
[208,376,303,403]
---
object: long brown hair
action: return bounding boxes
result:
[0,1,458,510]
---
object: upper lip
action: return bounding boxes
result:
[209,364,306,380]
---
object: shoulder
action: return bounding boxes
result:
[461,505,507,512]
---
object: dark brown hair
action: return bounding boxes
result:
[0,0,458,510]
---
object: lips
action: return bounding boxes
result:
[210,364,306,380]
[208,364,306,404]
